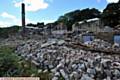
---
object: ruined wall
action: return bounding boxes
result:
[95,32,114,43]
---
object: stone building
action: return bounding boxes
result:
[72,18,104,33]
[51,23,67,38]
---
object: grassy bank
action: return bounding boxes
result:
[0,26,20,38]
[0,46,51,79]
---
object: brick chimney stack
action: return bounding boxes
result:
[21,3,25,33]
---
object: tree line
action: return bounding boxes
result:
[0,0,119,37]
[26,0,120,30]
[55,0,120,30]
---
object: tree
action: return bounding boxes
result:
[57,8,101,30]
[37,22,44,28]
[101,2,120,28]
[27,23,37,27]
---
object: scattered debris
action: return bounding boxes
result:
[15,38,120,80]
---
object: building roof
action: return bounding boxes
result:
[25,26,39,29]
[78,18,99,24]
[87,18,99,22]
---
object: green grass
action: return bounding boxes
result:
[0,46,51,79]
[0,25,21,38]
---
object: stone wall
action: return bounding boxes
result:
[95,32,114,43]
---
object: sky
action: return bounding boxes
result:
[0,0,119,27]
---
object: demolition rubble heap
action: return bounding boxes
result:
[84,39,120,53]
[15,38,120,80]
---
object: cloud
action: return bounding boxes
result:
[1,12,16,20]
[0,12,18,27]
[1,12,19,24]
[0,12,36,27]
[0,21,12,27]
[96,0,119,3]
[106,0,119,3]
[14,0,49,12]
[0,11,55,27]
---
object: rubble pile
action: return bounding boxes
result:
[16,39,120,80]
[84,39,120,51]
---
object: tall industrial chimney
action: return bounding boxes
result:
[21,3,25,33]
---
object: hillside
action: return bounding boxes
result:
[0,25,21,38]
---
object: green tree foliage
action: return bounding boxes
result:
[101,1,120,28]
[57,8,101,30]
[27,22,45,28]
[36,22,44,28]
[27,23,37,27]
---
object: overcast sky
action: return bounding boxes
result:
[0,0,119,27]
